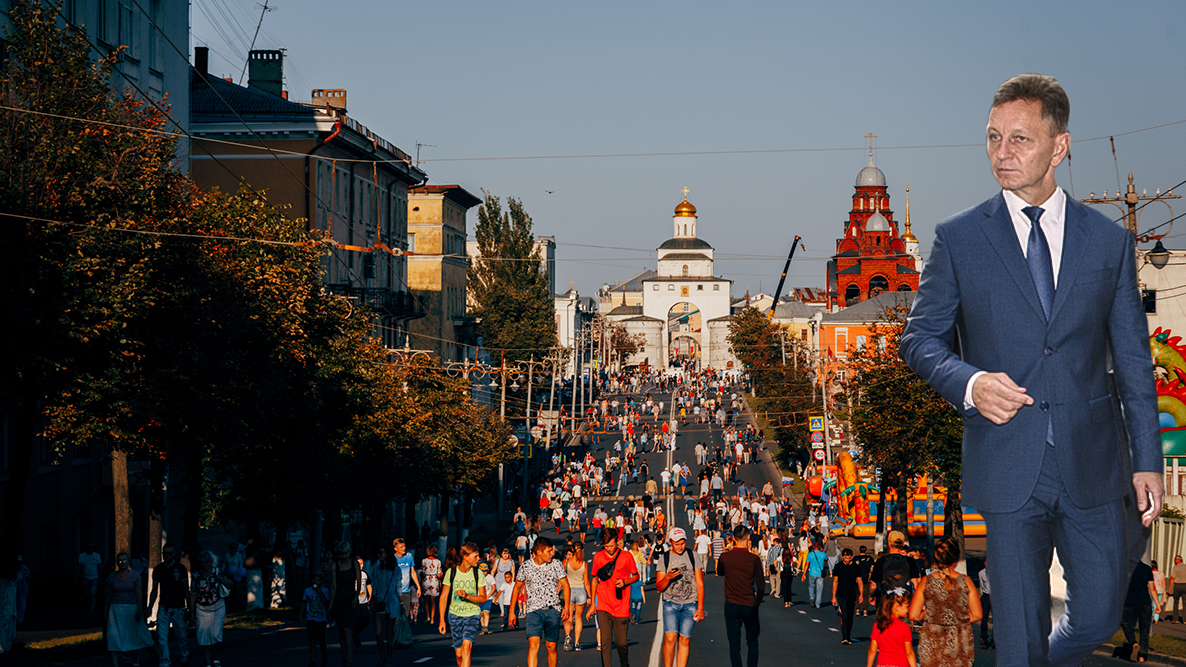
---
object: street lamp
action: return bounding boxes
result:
[1150,240,1170,270]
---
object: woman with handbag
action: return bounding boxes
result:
[190,552,232,667]
[328,542,361,667]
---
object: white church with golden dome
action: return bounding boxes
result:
[598,190,740,371]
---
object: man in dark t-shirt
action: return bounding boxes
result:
[829,549,864,644]
[148,543,189,667]
[717,525,763,667]
[852,546,875,616]
[1119,560,1157,661]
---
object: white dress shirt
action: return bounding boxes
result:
[963,188,1068,410]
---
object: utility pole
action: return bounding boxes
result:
[498,350,507,519]
[1082,173,1178,253]
[522,357,534,512]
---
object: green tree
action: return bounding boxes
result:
[728,307,819,469]
[842,303,964,548]
[467,193,558,368]
[0,1,191,643]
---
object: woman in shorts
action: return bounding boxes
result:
[563,544,591,651]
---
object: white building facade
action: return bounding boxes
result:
[603,194,739,371]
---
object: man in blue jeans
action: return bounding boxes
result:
[801,539,828,608]
[655,528,706,667]
[147,544,189,667]
[509,537,571,667]
[717,525,763,667]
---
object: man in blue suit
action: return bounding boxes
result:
[900,74,1164,666]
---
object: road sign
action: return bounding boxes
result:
[813,448,825,461]
[810,431,824,443]
[809,416,824,432]
[531,426,543,440]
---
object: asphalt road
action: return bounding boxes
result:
[44,382,1137,667]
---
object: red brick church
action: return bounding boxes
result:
[826,151,922,310]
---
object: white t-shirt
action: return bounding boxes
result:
[695,534,711,555]
[498,580,515,605]
[78,552,102,579]
[660,470,672,485]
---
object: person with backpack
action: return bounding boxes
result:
[870,531,921,602]
[509,536,571,667]
[655,528,705,667]
[801,539,829,608]
[437,543,488,667]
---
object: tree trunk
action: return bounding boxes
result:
[112,448,132,556]
[310,509,323,581]
[148,458,166,569]
[0,399,39,653]
[437,490,451,556]
[182,445,203,572]
[945,488,966,557]
[403,498,418,545]
[874,474,888,554]
[893,473,910,536]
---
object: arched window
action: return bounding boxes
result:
[845,284,861,305]
[897,283,911,292]
[683,224,687,235]
[682,265,689,277]
[869,275,889,296]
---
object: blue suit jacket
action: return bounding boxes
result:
[899,191,1160,514]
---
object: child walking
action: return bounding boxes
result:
[300,573,330,667]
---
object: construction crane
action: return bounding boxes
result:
[767,236,803,320]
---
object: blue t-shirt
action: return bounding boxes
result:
[630,580,643,601]
[396,553,415,593]
[806,550,828,577]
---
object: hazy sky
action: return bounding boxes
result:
[191,0,1186,299]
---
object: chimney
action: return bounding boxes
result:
[247,49,283,97]
[311,89,347,113]
[194,46,208,80]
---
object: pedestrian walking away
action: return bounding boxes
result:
[717,525,763,667]
[655,527,706,667]
[908,538,981,667]
[509,537,572,667]
[587,527,639,667]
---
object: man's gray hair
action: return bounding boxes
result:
[993,73,1070,136]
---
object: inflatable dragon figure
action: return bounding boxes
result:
[1151,327,1186,456]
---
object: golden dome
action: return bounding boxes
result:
[901,229,918,243]
[674,198,697,217]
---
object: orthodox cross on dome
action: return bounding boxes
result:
[569,278,574,291]
[681,185,690,200]
[864,133,877,159]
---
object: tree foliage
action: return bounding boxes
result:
[727,307,819,467]
[0,0,519,588]
[467,193,558,364]
[840,303,963,539]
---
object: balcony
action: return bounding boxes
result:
[325,284,424,320]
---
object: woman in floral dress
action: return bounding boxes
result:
[420,546,443,625]
[909,538,982,667]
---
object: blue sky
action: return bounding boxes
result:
[192,0,1186,298]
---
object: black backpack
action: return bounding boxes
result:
[880,553,913,593]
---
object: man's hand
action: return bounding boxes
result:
[562,607,571,622]
[693,606,706,622]
[972,373,1033,425]
[509,610,517,627]
[586,605,595,620]
[1135,472,1165,528]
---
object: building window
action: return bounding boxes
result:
[668,284,674,291]
[697,284,703,291]
[682,265,689,277]
[713,284,720,291]
[1144,289,1157,313]
[407,233,415,252]
[652,284,659,291]
[856,335,866,349]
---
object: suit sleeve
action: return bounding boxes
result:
[899,224,982,415]
[1107,231,1162,473]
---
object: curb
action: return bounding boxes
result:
[1098,643,1186,666]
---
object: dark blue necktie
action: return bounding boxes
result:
[1024,205,1054,320]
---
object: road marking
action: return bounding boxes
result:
[798,610,806,614]
[829,627,838,632]
[812,618,821,623]
[414,658,433,663]
[647,604,666,667]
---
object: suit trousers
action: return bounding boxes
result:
[723,602,759,667]
[596,610,629,667]
[1170,583,1186,620]
[982,444,1128,667]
